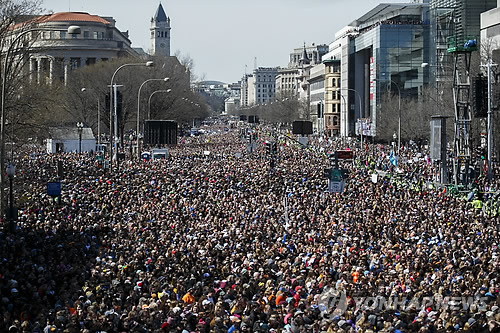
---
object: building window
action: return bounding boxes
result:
[333,116,338,126]
[70,58,80,70]
[83,31,89,38]
[86,58,96,65]
[60,31,66,39]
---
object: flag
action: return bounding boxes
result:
[389,151,398,167]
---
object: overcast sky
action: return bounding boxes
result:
[42,0,405,83]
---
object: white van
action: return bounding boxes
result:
[152,148,169,160]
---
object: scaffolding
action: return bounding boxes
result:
[447,36,477,184]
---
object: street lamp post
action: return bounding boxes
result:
[109,61,154,171]
[137,77,169,159]
[148,89,172,120]
[374,78,401,153]
[480,60,497,180]
[0,25,80,220]
[81,88,101,145]
[6,163,15,233]
[337,88,363,142]
[77,122,84,153]
[129,134,134,159]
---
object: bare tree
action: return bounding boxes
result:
[0,0,44,220]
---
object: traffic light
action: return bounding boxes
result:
[116,91,123,118]
[323,168,331,178]
[105,91,123,117]
[473,75,487,117]
[265,142,272,154]
[105,93,110,111]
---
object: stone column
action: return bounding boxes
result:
[37,57,42,84]
[29,58,35,83]
[63,58,69,86]
[49,57,54,85]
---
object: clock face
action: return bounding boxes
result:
[160,43,165,48]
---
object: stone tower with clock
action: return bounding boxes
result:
[150,3,170,57]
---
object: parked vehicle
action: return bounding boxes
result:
[152,148,168,160]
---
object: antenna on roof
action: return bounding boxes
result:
[68,0,71,11]
[254,57,257,70]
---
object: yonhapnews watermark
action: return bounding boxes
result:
[317,288,493,318]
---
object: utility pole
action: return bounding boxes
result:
[481,60,497,180]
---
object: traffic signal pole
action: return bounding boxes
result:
[486,60,497,180]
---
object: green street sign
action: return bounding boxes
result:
[331,168,342,181]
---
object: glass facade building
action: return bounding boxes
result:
[344,4,431,137]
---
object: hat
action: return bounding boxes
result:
[230,316,241,322]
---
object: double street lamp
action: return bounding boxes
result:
[109,61,154,171]
[136,77,169,159]
[337,87,363,142]
[0,25,81,221]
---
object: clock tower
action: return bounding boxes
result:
[150,3,171,57]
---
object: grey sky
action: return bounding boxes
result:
[42,0,406,83]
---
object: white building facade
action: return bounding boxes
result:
[7,12,139,85]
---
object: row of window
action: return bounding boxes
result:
[38,31,106,40]
[150,30,169,38]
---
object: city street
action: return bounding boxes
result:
[1,121,500,332]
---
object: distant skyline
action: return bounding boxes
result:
[42,0,407,83]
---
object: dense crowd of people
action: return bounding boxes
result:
[0,120,499,333]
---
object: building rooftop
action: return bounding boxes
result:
[37,12,111,25]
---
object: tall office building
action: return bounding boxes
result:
[150,3,171,57]
[430,0,497,78]
[334,3,431,138]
